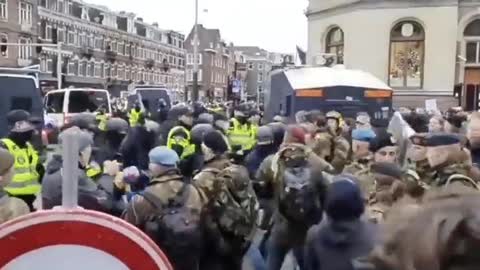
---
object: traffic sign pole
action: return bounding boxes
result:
[61,128,79,208]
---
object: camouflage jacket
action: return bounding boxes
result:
[431,163,479,190]
[193,157,231,203]
[270,143,334,185]
[311,132,350,174]
[123,170,204,228]
[343,158,374,197]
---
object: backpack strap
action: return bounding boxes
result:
[445,174,479,189]
[142,183,190,211]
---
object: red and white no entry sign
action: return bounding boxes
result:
[0,209,173,270]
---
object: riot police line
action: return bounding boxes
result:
[1,103,480,270]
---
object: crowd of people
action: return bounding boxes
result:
[0,101,479,270]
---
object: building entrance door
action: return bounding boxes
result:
[464,68,480,110]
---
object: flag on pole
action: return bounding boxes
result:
[296,46,306,65]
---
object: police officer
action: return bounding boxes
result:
[0,110,43,211]
[123,146,204,270]
[95,118,129,166]
[179,123,213,178]
[96,105,109,132]
[227,104,257,154]
[128,102,143,127]
[166,105,195,160]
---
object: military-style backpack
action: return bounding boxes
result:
[143,183,203,256]
[202,165,258,246]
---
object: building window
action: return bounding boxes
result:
[95,36,103,50]
[389,20,425,88]
[248,62,253,70]
[68,60,75,75]
[18,38,32,59]
[325,26,344,64]
[125,67,130,80]
[258,63,263,70]
[88,34,94,48]
[464,19,480,64]
[0,0,7,20]
[89,62,94,77]
[100,62,104,78]
[79,61,87,76]
[58,0,64,13]
[45,25,52,40]
[0,34,7,57]
[105,64,111,78]
[19,1,33,25]
[118,42,124,55]
[111,40,117,52]
[198,69,203,82]
[258,72,264,83]
[47,58,53,72]
[187,69,193,82]
[68,29,75,45]
[58,27,66,43]
[79,32,86,47]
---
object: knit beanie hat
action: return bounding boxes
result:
[326,175,365,221]
[0,148,14,176]
[203,130,229,154]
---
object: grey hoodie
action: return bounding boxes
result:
[42,155,112,212]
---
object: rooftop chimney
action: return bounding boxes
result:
[152,22,159,27]
[136,17,143,22]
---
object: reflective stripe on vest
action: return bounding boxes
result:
[1,138,40,195]
[227,118,256,150]
[167,126,194,159]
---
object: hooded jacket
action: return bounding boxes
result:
[304,219,378,270]
[41,155,112,212]
[120,126,157,170]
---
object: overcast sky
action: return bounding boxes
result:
[88,0,308,54]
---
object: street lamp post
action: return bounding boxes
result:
[192,0,199,102]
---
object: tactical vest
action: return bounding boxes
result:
[167,126,195,159]
[227,118,256,151]
[1,138,40,196]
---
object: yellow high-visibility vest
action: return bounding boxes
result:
[167,126,195,159]
[227,118,256,151]
[96,113,108,131]
[129,109,142,127]
[1,138,40,196]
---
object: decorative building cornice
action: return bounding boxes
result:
[38,7,185,55]
[306,0,459,19]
